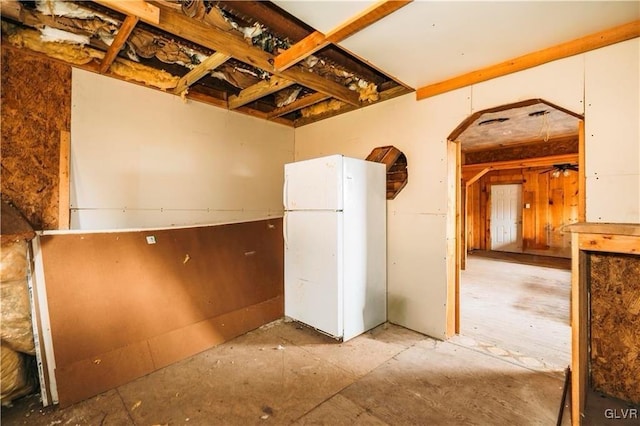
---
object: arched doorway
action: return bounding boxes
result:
[446,99,584,368]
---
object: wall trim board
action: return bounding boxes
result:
[30,235,60,405]
[34,218,284,407]
[40,216,283,236]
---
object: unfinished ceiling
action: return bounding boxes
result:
[0,1,638,127]
[453,100,582,152]
[0,0,412,127]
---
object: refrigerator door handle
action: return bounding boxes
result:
[283,175,288,210]
[283,213,288,249]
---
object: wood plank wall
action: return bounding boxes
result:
[38,219,284,407]
[467,167,578,258]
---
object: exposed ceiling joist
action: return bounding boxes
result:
[2,0,408,126]
[274,31,326,72]
[99,15,138,74]
[217,1,388,85]
[267,92,330,119]
[417,20,640,101]
[186,90,292,127]
[0,0,20,20]
[294,85,408,127]
[228,76,295,110]
[94,0,160,24]
[129,2,361,106]
[274,0,412,72]
[326,0,413,43]
[174,52,231,95]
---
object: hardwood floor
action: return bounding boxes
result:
[468,250,571,270]
[460,253,571,370]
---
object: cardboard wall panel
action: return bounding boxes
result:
[38,218,284,406]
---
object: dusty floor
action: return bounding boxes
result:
[3,254,636,425]
[460,254,572,370]
[3,320,572,425]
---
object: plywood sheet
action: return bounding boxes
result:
[39,219,284,406]
[589,252,640,404]
[0,47,71,230]
[1,201,35,244]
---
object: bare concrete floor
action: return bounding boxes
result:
[2,320,571,425]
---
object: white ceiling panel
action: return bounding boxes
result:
[272,0,377,33]
[275,1,639,89]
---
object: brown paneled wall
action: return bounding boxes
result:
[38,219,284,406]
[466,167,578,258]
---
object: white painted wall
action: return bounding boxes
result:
[294,39,640,338]
[71,69,294,229]
[585,39,640,223]
[295,91,471,339]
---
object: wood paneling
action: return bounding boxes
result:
[464,136,578,164]
[466,167,578,257]
[38,219,284,406]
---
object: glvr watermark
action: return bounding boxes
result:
[604,408,638,420]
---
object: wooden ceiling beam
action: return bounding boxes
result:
[326,0,412,42]
[174,52,231,95]
[228,76,295,110]
[216,1,310,41]
[217,1,386,84]
[294,85,410,127]
[267,92,330,119]
[94,0,160,24]
[0,0,21,20]
[126,2,360,106]
[99,15,138,74]
[417,20,640,101]
[463,167,491,187]
[462,153,579,173]
[274,0,412,72]
[185,90,293,127]
[274,31,328,72]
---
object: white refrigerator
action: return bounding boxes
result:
[283,154,387,341]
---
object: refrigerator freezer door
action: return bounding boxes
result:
[284,210,343,338]
[284,155,343,211]
[342,158,387,341]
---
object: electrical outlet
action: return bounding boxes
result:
[146,235,156,244]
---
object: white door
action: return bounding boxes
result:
[284,155,343,211]
[284,210,343,338]
[490,184,523,252]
